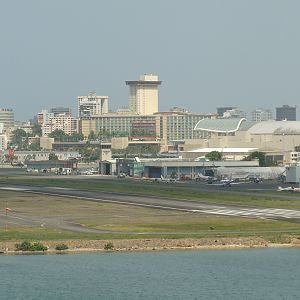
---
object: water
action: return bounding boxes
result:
[1,248,300,299]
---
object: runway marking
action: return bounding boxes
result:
[0,187,28,191]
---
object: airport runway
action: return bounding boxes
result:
[1,183,300,223]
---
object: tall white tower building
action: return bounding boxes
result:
[78,91,109,118]
[126,74,162,115]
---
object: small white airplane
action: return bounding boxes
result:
[277,186,300,192]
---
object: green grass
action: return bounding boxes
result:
[1,176,300,242]
[1,176,300,209]
[1,227,300,242]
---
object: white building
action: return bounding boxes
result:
[251,108,273,122]
[42,114,78,136]
[126,74,162,115]
[78,91,109,118]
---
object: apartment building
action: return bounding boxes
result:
[42,114,78,136]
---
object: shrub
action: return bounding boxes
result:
[55,244,69,251]
[104,242,114,251]
[30,242,48,251]
[15,241,31,251]
[15,241,48,252]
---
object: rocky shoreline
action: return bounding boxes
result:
[1,236,300,254]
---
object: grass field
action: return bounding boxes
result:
[1,189,300,242]
[1,176,300,209]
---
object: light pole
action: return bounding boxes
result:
[99,139,102,174]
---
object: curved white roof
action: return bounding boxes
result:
[248,121,300,134]
[194,118,246,133]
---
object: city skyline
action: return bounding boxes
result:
[1,1,300,120]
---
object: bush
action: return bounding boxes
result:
[15,241,31,251]
[104,242,114,251]
[55,244,69,251]
[30,242,48,251]
[15,241,48,252]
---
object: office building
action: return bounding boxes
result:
[276,105,296,121]
[126,74,162,115]
[251,108,273,122]
[78,91,108,118]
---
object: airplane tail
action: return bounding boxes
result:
[277,186,283,191]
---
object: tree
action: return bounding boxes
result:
[205,151,222,161]
[49,152,59,160]
[48,129,67,141]
[243,151,266,167]
[69,133,84,142]
[31,124,42,137]
[88,131,96,141]
[28,141,41,151]
[11,129,27,149]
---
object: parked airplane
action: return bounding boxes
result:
[277,186,300,192]
[195,173,218,182]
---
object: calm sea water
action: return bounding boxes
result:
[1,248,300,300]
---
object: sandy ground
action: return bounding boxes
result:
[1,236,300,254]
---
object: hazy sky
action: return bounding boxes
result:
[1,0,300,120]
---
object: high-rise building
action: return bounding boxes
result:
[276,105,296,121]
[78,91,108,118]
[217,107,237,117]
[126,74,162,115]
[251,108,273,122]
[0,108,14,130]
